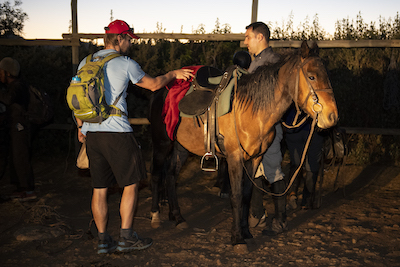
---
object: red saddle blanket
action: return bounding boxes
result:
[162,65,203,140]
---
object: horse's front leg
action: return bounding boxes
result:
[149,87,172,229]
[227,152,247,252]
[165,141,189,229]
[241,158,261,240]
[150,141,172,229]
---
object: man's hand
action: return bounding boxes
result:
[173,69,194,81]
[75,117,86,143]
[78,128,86,143]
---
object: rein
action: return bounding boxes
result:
[234,56,331,197]
[248,114,318,197]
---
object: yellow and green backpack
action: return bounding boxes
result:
[66,53,126,123]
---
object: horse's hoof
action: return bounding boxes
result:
[151,211,161,229]
[233,243,249,254]
[176,221,189,230]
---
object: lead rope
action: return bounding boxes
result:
[246,114,318,197]
[282,67,309,129]
[233,57,322,197]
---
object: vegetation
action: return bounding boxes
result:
[0,0,27,37]
[0,2,399,165]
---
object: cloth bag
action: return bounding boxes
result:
[76,142,89,169]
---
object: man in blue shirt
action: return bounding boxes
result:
[75,20,193,254]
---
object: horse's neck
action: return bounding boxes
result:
[267,62,297,123]
[262,86,292,125]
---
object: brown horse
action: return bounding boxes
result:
[149,41,338,254]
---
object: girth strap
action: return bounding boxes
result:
[200,66,240,171]
[201,100,218,171]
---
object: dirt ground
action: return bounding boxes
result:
[1,136,400,267]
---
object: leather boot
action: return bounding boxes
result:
[301,171,318,209]
[249,176,266,227]
[262,179,288,236]
[286,165,301,210]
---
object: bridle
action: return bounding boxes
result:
[282,56,334,129]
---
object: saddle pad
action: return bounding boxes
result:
[162,65,204,140]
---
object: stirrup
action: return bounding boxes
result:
[201,152,219,172]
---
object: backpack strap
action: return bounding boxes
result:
[85,52,121,64]
[83,52,127,118]
[109,91,127,117]
[95,52,127,117]
[85,54,93,63]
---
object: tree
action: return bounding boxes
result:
[333,12,400,40]
[211,18,231,34]
[0,0,28,37]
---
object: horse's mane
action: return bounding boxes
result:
[236,49,301,114]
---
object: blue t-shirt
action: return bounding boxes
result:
[78,49,145,134]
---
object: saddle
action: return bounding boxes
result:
[179,65,242,171]
[179,66,224,116]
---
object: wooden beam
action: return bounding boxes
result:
[42,119,150,131]
[269,39,400,48]
[62,33,245,41]
[0,38,79,46]
[239,39,400,48]
[41,123,400,135]
[128,118,150,125]
[61,33,400,48]
[342,127,400,136]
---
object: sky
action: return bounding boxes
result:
[20,0,399,40]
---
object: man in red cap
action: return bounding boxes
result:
[104,19,140,39]
[74,19,193,254]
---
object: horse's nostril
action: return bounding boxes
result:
[329,112,337,124]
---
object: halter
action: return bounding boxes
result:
[282,56,334,129]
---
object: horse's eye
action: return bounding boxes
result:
[309,76,315,81]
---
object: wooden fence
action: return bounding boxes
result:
[2,34,400,71]
[4,34,400,47]
[45,123,400,136]
[1,33,400,135]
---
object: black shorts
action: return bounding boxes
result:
[86,132,147,188]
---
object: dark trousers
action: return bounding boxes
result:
[285,129,324,200]
[9,123,34,191]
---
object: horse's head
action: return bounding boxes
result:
[293,41,338,129]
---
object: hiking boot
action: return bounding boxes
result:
[286,193,297,210]
[116,232,153,252]
[301,197,313,210]
[262,218,288,236]
[219,191,230,199]
[248,213,267,228]
[97,236,117,254]
[11,191,37,202]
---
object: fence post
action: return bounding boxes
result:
[71,0,79,74]
[251,0,258,23]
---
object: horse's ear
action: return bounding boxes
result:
[310,41,319,56]
[300,40,310,58]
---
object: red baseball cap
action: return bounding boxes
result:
[104,20,139,39]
